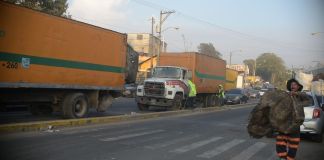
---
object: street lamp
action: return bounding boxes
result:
[161,26,179,33]
[159,27,179,53]
[229,50,242,66]
[311,32,323,36]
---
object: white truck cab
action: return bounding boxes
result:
[136,66,192,111]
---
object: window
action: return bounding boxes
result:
[137,34,143,40]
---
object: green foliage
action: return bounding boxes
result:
[4,0,69,17]
[243,59,256,76]
[256,53,289,89]
[197,43,222,58]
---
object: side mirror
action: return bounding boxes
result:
[186,71,192,80]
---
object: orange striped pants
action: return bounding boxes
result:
[276,132,300,160]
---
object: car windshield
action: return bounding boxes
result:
[227,89,242,94]
[152,67,181,79]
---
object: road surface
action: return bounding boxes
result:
[1,105,323,160]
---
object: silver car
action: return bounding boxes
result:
[300,92,324,142]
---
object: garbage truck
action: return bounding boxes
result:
[0,2,138,118]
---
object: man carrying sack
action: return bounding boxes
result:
[247,78,310,160]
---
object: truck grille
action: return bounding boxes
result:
[144,82,165,96]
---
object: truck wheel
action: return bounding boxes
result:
[97,95,113,112]
[137,103,149,111]
[62,93,89,118]
[171,94,183,110]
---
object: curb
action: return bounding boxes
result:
[0,103,256,133]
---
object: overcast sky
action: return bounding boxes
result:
[67,0,324,69]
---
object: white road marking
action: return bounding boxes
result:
[145,135,200,149]
[92,127,149,138]
[122,136,165,145]
[170,137,223,153]
[197,139,245,159]
[230,142,267,160]
[100,130,165,142]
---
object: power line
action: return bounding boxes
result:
[131,0,324,52]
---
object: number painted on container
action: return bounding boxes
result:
[5,62,18,69]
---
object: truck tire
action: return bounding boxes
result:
[62,93,89,119]
[170,94,183,111]
[97,94,113,112]
[137,103,149,111]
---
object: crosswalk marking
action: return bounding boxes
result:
[230,142,267,160]
[92,127,149,138]
[170,137,223,153]
[197,139,245,159]
[122,136,165,145]
[100,129,165,142]
[145,135,200,149]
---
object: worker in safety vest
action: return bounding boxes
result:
[217,84,225,106]
[186,79,196,108]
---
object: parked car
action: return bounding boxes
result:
[224,89,249,105]
[259,88,268,96]
[300,92,324,142]
[249,89,260,99]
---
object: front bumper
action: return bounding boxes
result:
[136,96,174,107]
[300,119,323,134]
[224,99,240,104]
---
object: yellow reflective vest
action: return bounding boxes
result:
[188,80,197,97]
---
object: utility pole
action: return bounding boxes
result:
[150,16,155,74]
[229,52,232,66]
[157,10,175,66]
[253,59,256,77]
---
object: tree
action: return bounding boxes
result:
[4,0,69,17]
[243,59,256,76]
[197,43,222,58]
[256,53,289,89]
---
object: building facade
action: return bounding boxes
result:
[127,33,167,56]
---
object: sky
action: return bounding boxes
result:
[67,0,324,70]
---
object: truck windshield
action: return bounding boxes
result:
[153,67,181,79]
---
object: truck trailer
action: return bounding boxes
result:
[0,2,138,118]
[136,52,226,110]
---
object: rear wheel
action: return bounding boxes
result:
[62,93,89,119]
[137,103,149,111]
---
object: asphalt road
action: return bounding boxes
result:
[1,105,323,160]
[0,97,140,124]
[0,98,257,124]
